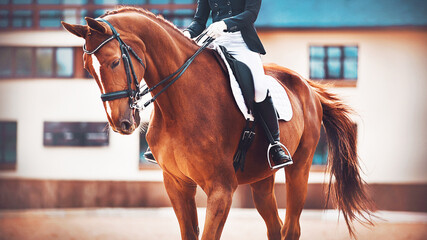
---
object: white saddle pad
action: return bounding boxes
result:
[212,44,293,122]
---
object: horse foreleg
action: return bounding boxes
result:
[163,172,199,240]
[250,175,283,240]
[201,177,237,240]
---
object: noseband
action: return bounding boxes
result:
[83,18,213,110]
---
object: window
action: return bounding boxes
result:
[1,1,196,29]
[311,123,357,170]
[0,47,74,78]
[312,126,327,166]
[310,46,358,80]
[0,10,8,28]
[39,10,63,28]
[0,121,17,170]
[139,131,159,168]
[0,47,12,77]
[12,10,32,28]
[15,47,32,76]
[44,122,109,146]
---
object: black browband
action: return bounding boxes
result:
[83,17,213,110]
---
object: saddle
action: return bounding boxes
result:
[213,46,257,172]
[217,45,255,115]
[212,45,293,172]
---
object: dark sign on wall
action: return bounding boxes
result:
[43,121,109,147]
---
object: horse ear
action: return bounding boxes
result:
[85,17,108,34]
[61,21,88,38]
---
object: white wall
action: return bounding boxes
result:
[0,79,156,181]
[259,29,427,184]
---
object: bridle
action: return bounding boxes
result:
[83,18,213,110]
[83,18,145,109]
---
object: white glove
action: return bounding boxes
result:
[205,21,227,39]
[183,30,192,39]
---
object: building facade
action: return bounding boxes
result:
[0,0,426,211]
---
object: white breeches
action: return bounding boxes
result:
[215,32,268,103]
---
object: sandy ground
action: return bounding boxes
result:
[0,208,426,240]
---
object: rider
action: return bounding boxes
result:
[145,0,293,168]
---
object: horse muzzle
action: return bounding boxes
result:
[115,109,141,135]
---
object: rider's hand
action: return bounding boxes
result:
[205,21,227,39]
[183,30,192,39]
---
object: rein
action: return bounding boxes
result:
[83,18,213,110]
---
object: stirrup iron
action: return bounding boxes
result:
[267,142,293,170]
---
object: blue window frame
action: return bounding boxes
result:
[310,46,358,80]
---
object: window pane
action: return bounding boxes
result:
[310,46,324,58]
[150,0,170,4]
[327,47,341,58]
[94,9,107,17]
[12,0,31,4]
[173,9,193,28]
[0,47,12,77]
[0,122,17,164]
[64,0,88,4]
[94,0,118,4]
[344,46,358,58]
[174,0,194,3]
[139,132,149,164]
[37,0,60,4]
[327,59,341,78]
[63,9,78,24]
[40,10,62,28]
[12,10,32,28]
[310,59,324,79]
[344,59,358,79]
[0,10,8,28]
[4,148,16,163]
[16,48,32,76]
[312,126,327,165]
[80,9,87,24]
[120,0,145,4]
[56,48,73,77]
[5,123,16,135]
[36,48,53,77]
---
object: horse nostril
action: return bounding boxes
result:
[120,120,132,131]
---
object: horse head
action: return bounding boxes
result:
[61,16,146,135]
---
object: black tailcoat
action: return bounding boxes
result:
[186,0,266,55]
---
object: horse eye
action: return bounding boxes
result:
[111,59,120,69]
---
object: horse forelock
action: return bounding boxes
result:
[99,6,199,48]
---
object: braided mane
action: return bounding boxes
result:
[99,6,197,46]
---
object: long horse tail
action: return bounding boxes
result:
[307,80,375,238]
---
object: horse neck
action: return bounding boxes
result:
[134,16,225,120]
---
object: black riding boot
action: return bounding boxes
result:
[144,146,157,164]
[254,92,293,169]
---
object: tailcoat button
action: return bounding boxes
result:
[228,10,232,15]
[227,1,230,5]
[216,11,219,16]
[214,3,218,7]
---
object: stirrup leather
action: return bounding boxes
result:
[267,142,293,170]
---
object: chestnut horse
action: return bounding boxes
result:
[62,7,373,240]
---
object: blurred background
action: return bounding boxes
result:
[0,0,426,239]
